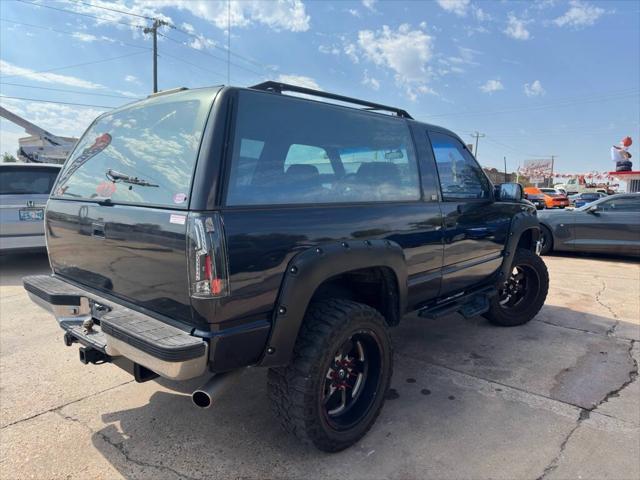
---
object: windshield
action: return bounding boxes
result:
[0,166,60,195]
[53,89,217,208]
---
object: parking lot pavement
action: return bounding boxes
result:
[1,253,638,480]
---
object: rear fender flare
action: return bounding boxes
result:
[258,239,407,367]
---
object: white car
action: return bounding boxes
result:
[0,163,61,253]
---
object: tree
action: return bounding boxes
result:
[2,153,17,163]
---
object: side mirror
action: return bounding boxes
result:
[587,205,599,214]
[497,183,523,202]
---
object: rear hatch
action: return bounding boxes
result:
[46,88,219,328]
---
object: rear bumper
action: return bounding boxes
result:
[23,275,209,380]
[0,234,46,253]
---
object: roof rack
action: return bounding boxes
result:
[250,81,413,119]
[147,87,188,99]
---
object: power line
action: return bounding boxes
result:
[14,0,147,29]
[69,0,154,20]
[0,95,115,109]
[0,51,147,80]
[158,52,226,81]
[159,32,266,78]
[418,89,640,119]
[0,18,151,50]
[0,82,140,100]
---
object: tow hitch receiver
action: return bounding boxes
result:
[78,346,110,365]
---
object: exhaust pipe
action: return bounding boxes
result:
[192,369,244,409]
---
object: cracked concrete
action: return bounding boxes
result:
[1,252,639,479]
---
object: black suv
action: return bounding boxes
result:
[24,82,548,452]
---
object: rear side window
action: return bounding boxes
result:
[53,89,216,208]
[226,91,420,206]
[429,132,491,200]
[0,167,60,195]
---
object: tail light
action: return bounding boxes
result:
[187,213,230,299]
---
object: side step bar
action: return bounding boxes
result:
[418,286,496,320]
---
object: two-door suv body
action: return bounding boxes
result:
[24,82,549,451]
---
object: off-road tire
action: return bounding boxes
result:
[539,225,553,255]
[267,299,393,452]
[484,248,549,327]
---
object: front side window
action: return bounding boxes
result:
[597,197,640,212]
[225,91,421,206]
[53,89,216,208]
[0,167,59,195]
[429,131,491,200]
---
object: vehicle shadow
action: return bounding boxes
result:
[88,306,638,479]
[0,252,50,287]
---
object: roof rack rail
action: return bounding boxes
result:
[147,87,188,99]
[250,81,412,119]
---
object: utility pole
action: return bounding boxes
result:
[144,19,170,93]
[504,156,508,183]
[469,131,485,158]
[550,155,557,188]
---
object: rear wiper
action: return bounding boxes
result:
[106,169,159,187]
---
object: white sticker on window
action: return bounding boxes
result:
[169,214,186,225]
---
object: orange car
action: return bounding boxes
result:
[524,187,569,209]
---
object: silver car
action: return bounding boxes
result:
[0,163,61,253]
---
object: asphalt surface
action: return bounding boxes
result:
[0,252,638,480]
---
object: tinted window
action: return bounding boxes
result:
[53,89,216,208]
[0,167,60,195]
[429,132,491,200]
[226,91,420,206]
[598,197,640,212]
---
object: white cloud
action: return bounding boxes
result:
[276,74,320,90]
[319,44,340,55]
[480,79,504,93]
[188,34,215,50]
[524,80,546,97]
[472,5,491,22]
[344,43,360,63]
[348,8,360,18]
[181,22,195,34]
[72,32,98,42]
[357,24,433,100]
[436,0,470,16]
[362,70,380,90]
[362,0,377,12]
[124,75,139,84]
[67,0,310,33]
[169,0,310,32]
[0,60,103,90]
[553,0,604,28]
[504,14,531,40]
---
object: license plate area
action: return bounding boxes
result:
[19,208,44,221]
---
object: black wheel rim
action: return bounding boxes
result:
[499,264,540,310]
[321,330,383,431]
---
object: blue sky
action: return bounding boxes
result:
[1,0,638,175]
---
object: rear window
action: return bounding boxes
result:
[0,167,60,195]
[226,90,420,206]
[53,89,216,208]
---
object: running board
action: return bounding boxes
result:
[418,286,496,320]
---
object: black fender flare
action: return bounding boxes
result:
[258,239,407,367]
[498,211,541,283]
